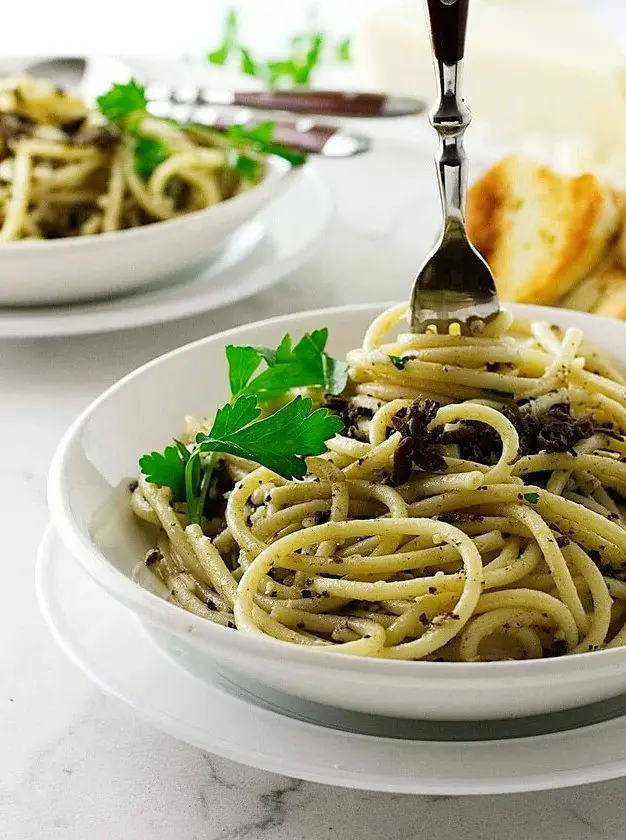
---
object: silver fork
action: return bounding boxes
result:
[409,0,499,335]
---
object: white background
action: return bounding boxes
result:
[2,0,625,59]
[1,0,385,57]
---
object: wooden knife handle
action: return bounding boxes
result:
[232,90,387,117]
[424,0,470,65]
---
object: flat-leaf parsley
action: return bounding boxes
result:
[226,328,348,401]
[139,394,344,521]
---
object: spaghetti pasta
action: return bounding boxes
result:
[0,76,253,241]
[131,305,626,662]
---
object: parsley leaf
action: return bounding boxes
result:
[207,9,238,66]
[388,355,408,370]
[207,13,345,88]
[228,122,274,147]
[227,122,307,168]
[133,135,169,179]
[226,329,348,401]
[96,80,147,126]
[523,492,540,504]
[225,345,262,396]
[197,395,343,478]
[336,37,351,63]
[322,355,349,396]
[239,47,258,77]
[231,153,262,183]
[291,32,325,85]
[205,394,261,438]
[139,441,190,501]
[139,442,218,525]
[96,80,170,179]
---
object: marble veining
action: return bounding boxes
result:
[3,131,626,840]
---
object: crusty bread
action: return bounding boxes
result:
[591,264,626,320]
[559,252,615,313]
[560,271,607,313]
[467,156,620,305]
[560,258,626,319]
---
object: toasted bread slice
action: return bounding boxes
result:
[560,272,607,313]
[560,258,626,319]
[592,263,626,320]
[467,156,619,304]
[614,216,626,272]
[559,251,615,312]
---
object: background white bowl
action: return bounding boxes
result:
[48,303,626,720]
[0,154,292,306]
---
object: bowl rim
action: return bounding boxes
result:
[0,153,292,253]
[47,301,626,679]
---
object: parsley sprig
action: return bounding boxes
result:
[139,440,190,502]
[139,329,347,523]
[227,122,306,169]
[140,394,343,522]
[226,328,348,401]
[97,80,169,180]
[197,394,342,476]
[97,79,148,125]
[207,10,351,87]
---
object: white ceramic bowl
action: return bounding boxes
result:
[0,155,292,306]
[48,303,626,720]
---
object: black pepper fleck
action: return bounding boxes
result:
[144,547,162,566]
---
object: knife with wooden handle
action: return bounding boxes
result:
[146,101,371,157]
[145,83,424,118]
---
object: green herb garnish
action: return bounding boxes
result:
[140,394,344,521]
[139,328,348,521]
[336,37,351,63]
[207,9,350,87]
[195,394,343,478]
[239,47,258,77]
[226,328,348,401]
[227,122,307,168]
[388,355,408,370]
[523,492,540,504]
[139,440,191,502]
[96,79,170,179]
[275,31,324,87]
[133,135,170,179]
[231,153,261,182]
[207,9,238,66]
[96,79,148,125]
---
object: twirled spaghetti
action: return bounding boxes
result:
[131,305,626,662]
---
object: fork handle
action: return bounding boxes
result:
[425,0,469,65]
[424,0,472,232]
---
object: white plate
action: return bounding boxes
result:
[36,524,626,795]
[0,165,332,338]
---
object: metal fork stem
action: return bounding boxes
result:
[410,0,499,335]
[431,59,471,237]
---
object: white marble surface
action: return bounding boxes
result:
[3,140,626,840]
